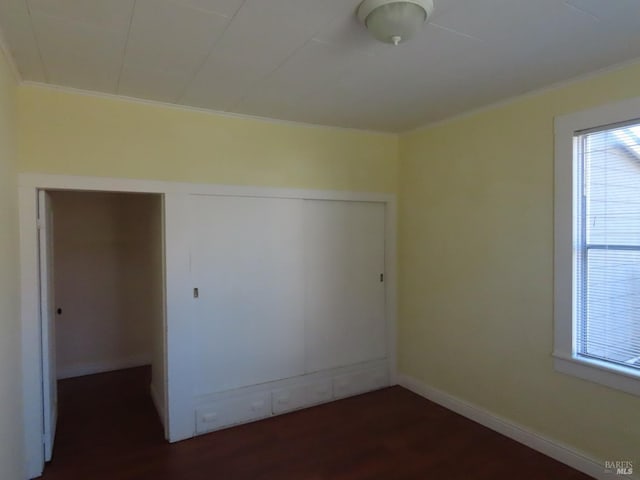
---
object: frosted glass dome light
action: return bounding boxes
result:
[357,0,434,46]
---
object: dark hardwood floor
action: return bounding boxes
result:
[42,367,592,479]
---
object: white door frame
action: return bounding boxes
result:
[19,176,171,479]
[18,173,397,480]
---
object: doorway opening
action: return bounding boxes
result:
[41,190,166,470]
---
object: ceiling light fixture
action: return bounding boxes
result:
[357,0,434,46]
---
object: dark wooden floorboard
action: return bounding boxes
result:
[41,367,593,479]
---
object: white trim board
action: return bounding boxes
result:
[19,186,43,480]
[397,374,638,480]
[18,173,395,203]
[56,356,152,380]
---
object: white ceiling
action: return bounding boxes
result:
[1,0,639,132]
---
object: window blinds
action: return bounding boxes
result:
[577,124,640,369]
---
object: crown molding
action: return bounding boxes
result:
[405,55,640,135]
[19,81,396,137]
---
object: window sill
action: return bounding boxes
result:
[553,353,640,397]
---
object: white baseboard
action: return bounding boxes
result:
[57,356,151,380]
[397,373,638,480]
[149,382,166,432]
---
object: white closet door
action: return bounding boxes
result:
[304,200,386,372]
[38,190,57,462]
[189,195,306,394]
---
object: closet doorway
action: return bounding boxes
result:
[41,190,166,466]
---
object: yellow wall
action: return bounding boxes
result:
[14,47,640,470]
[17,85,398,193]
[398,62,640,463]
[0,48,24,479]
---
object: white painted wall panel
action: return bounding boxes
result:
[164,193,197,442]
[303,200,386,373]
[189,195,306,394]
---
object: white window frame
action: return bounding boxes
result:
[554,96,640,397]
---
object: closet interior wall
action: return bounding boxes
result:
[50,191,165,419]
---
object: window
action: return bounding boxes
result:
[577,124,640,367]
[555,97,640,396]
